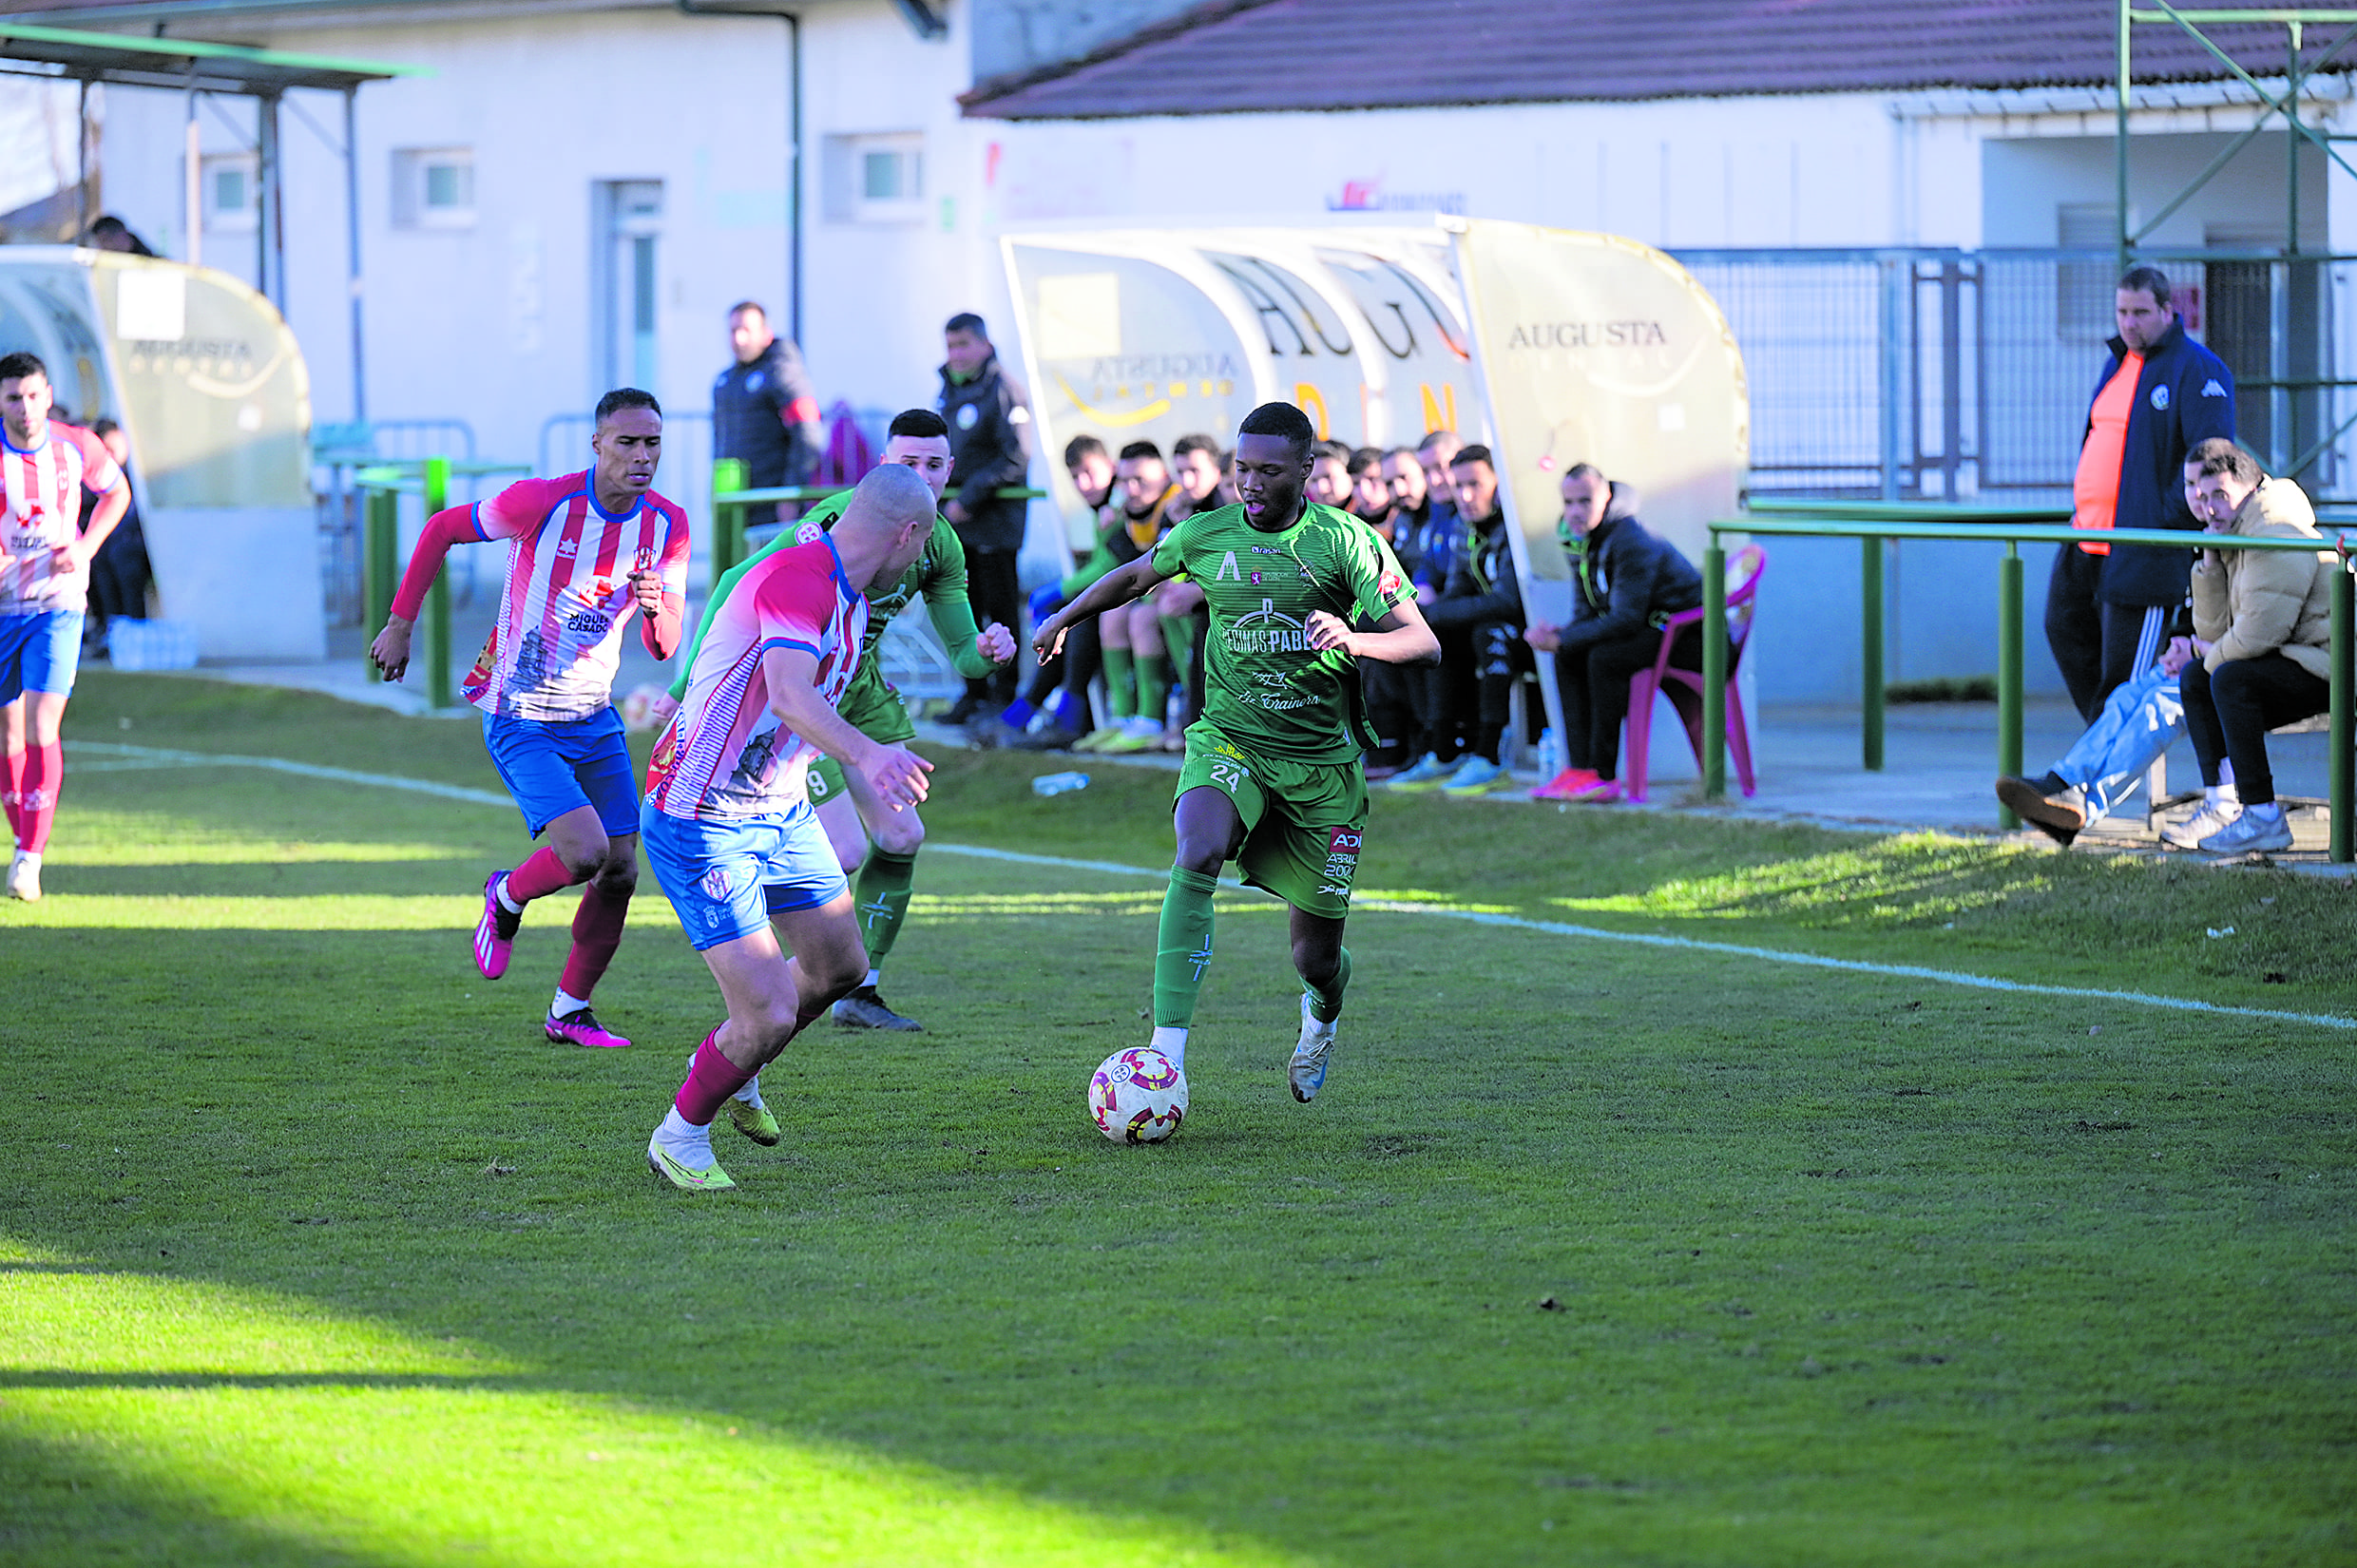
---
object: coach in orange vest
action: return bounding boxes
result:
[2047,264,2235,721]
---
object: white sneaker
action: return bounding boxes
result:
[2198,807,2293,855]
[2162,787,2240,850]
[1290,993,1336,1103]
[6,850,40,902]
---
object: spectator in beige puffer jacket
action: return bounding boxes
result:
[2172,436,2337,854]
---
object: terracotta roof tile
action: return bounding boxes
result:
[961,0,2345,119]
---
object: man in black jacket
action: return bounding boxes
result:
[936,313,1033,720]
[2047,265,2234,720]
[1524,466,1702,804]
[712,301,820,528]
[1391,444,1526,796]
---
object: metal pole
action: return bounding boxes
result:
[343,88,367,424]
[1998,545,2025,829]
[257,92,283,309]
[2117,0,2132,273]
[423,457,451,709]
[364,486,397,681]
[1862,533,1886,771]
[2332,554,2352,863]
[1879,258,1903,501]
[1703,539,1727,799]
[74,77,86,241]
[182,89,201,269]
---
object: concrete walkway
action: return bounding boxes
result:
[141,622,2352,874]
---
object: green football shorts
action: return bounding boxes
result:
[1173,719,1368,921]
[806,668,917,808]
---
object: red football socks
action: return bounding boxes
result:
[674,1031,755,1127]
[503,845,579,906]
[559,880,630,999]
[16,740,58,853]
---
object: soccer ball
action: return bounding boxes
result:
[1089,1046,1187,1144]
[620,683,663,733]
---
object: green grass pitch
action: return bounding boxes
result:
[1,672,2351,1565]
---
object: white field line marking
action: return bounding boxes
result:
[927,843,2357,1034]
[68,741,514,809]
[68,742,2355,1034]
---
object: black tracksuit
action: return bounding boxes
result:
[1551,488,1703,780]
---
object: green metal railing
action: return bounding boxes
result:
[708,458,1047,592]
[355,457,531,710]
[1702,502,2357,862]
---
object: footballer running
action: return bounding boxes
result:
[371,388,689,1051]
[640,465,938,1191]
[655,408,1017,1031]
[1032,402,1439,1101]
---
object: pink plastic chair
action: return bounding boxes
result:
[1623,544,1765,803]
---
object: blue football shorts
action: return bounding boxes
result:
[481,707,642,840]
[0,608,85,702]
[639,795,850,951]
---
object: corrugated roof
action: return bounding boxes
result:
[962,0,2351,119]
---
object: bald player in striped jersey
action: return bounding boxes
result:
[0,351,130,901]
[372,388,690,1050]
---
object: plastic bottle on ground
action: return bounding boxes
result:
[1031,771,1090,797]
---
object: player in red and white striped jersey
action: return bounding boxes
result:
[640,464,937,1192]
[0,351,130,901]
[372,389,688,1050]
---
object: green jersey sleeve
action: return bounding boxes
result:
[667,493,847,700]
[1348,526,1419,624]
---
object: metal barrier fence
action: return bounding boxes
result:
[1674,248,2353,506]
[353,456,532,709]
[314,419,481,627]
[1700,502,2356,862]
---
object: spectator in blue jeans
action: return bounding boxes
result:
[1996,612,2193,846]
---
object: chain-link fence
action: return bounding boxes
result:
[1675,247,2351,507]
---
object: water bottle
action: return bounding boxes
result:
[1031,771,1090,797]
[1536,726,1562,779]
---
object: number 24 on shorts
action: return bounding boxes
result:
[1209,760,1248,793]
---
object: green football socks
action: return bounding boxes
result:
[1102,645,1137,719]
[1138,652,1176,727]
[853,846,918,964]
[1307,945,1351,1024]
[1153,866,1219,1027]
[1159,613,1198,704]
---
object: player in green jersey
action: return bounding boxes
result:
[661,409,1016,1030]
[1032,402,1439,1102]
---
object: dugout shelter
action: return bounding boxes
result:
[0,248,317,660]
[1000,218,1751,748]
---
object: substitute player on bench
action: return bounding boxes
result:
[371,388,689,1050]
[1032,402,1438,1102]
[657,408,1016,1031]
[0,352,130,902]
[641,465,937,1192]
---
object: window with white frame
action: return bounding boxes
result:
[201,155,257,232]
[822,133,924,224]
[393,147,476,229]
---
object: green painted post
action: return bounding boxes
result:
[1998,547,2025,830]
[2332,558,2352,864]
[1862,534,1885,771]
[712,457,747,592]
[1703,540,1728,800]
[364,486,398,683]
[423,457,451,711]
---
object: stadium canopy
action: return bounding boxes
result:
[0,20,427,416]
